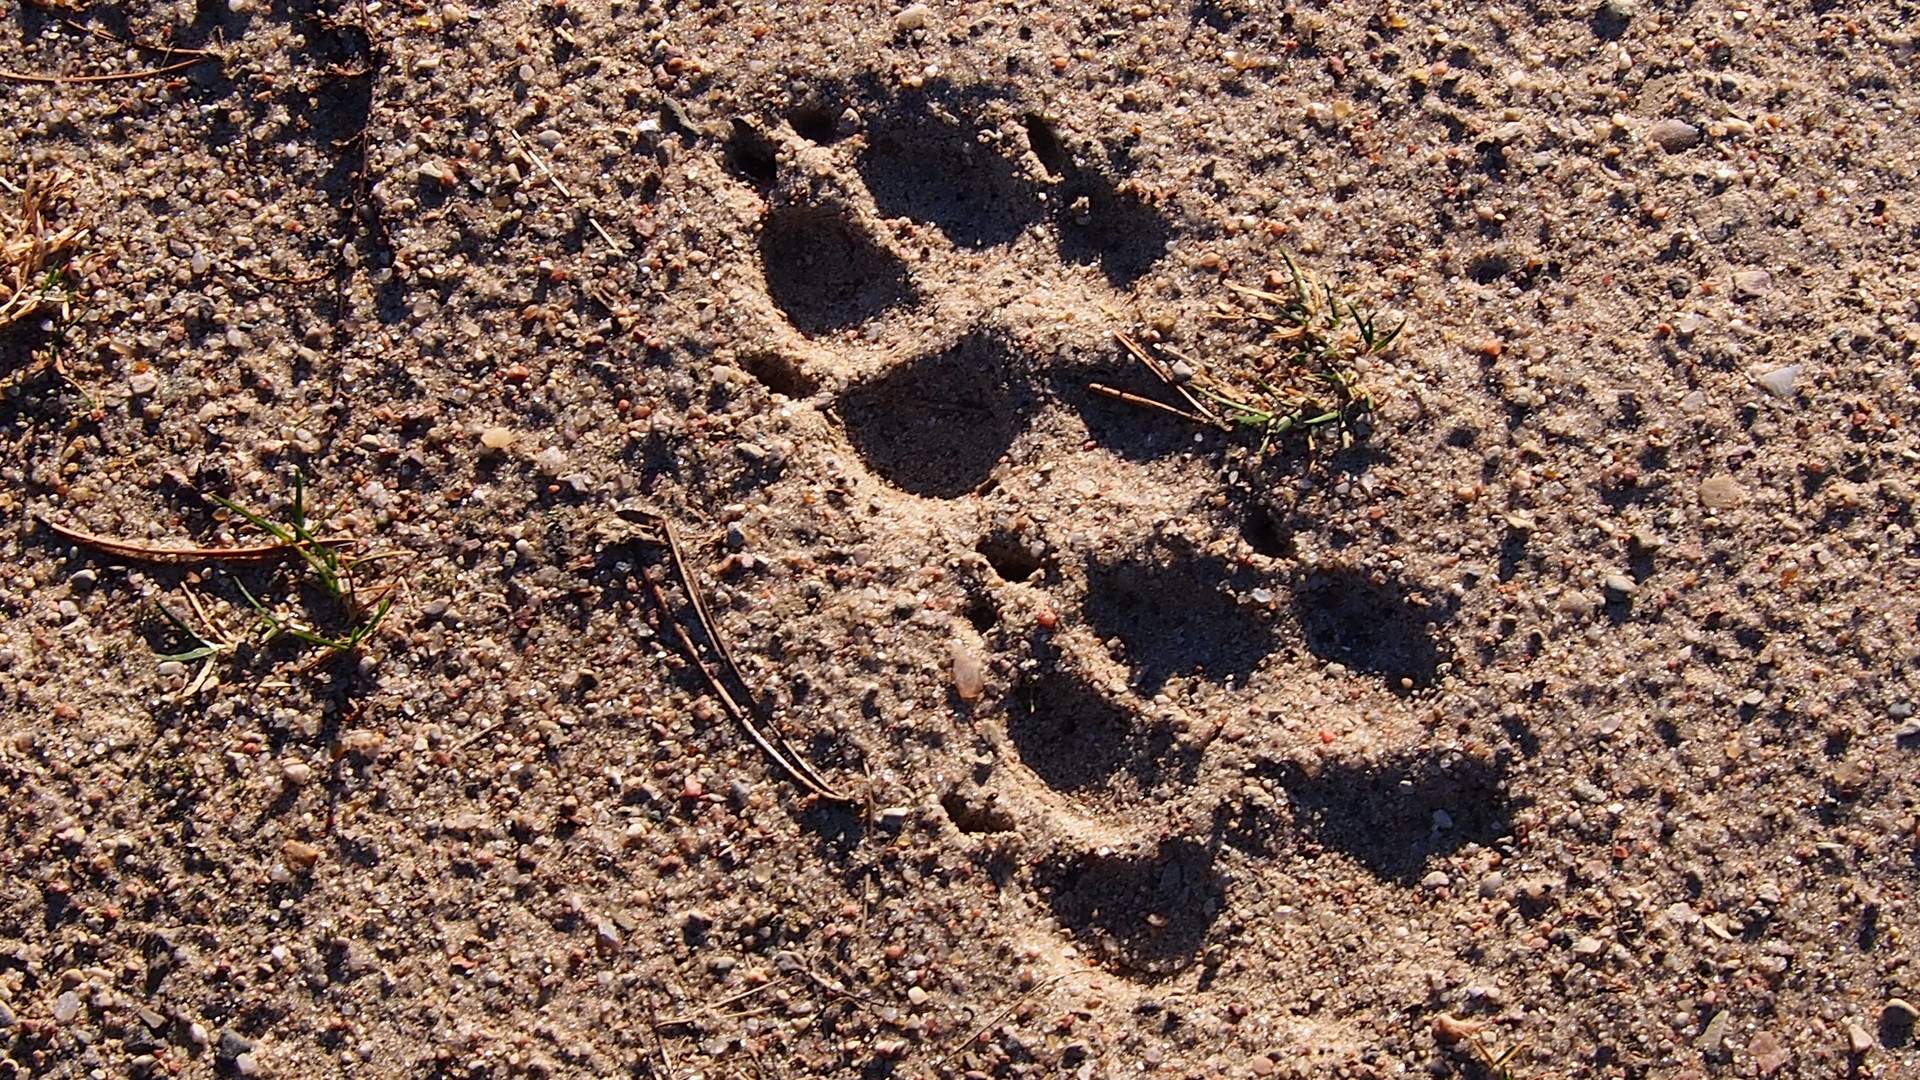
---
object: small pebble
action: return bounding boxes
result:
[1755,364,1801,399]
[1420,870,1450,889]
[1846,1020,1874,1055]
[1698,475,1745,510]
[218,1030,254,1061]
[1647,118,1701,152]
[893,3,932,31]
[1884,998,1919,1024]
[1602,573,1638,597]
[951,640,986,701]
[281,761,312,787]
[1750,1030,1790,1075]
[129,372,160,396]
[1733,269,1774,299]
[479,427,515,451]
[1695,1009,1728,1050]
[52,991,80,1023]
[281,839,322,870]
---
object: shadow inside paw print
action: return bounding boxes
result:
[1084,552,1275,693]
[759,204,915,335]
[1293,569,1453,690]
[857,94,1046,249]
[835,331,1038,498]
[1274,751,1513,883]
[1036,838,1224,978]
[1023,116,1171,287]
[1006,667,1197,798]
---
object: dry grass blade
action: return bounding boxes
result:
[0,173,92,330]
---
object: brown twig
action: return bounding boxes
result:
[642,992,682,1080]
[62,20,218,58]
[0,57,210,85]
[1110,329,1227,427]
[1088,382,1216,426]
[231,260,334,287]
[39,514,349,565]
[616,506,857,805]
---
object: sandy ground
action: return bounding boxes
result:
[2,0,1919,1077]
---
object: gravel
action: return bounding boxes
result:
[2,0,1917,1077]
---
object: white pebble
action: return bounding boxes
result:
[1755,364,1801,399]
[894,3,932,31]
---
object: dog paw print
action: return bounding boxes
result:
[716,79,1501,981]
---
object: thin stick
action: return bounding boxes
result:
[39,515,349,565]
[1222,280,1292,306]
[1111,330,1225,426]
[63,20,218,58]
[789,960,892,1014]
[1088,383,1216,426]
[617,507,857,804]
[651,981,778,1028]
[928,971,1090,1075]
[0,57,210,85]
[643,991,681,1080]
[587,214,624,253]
[504,127,575,199]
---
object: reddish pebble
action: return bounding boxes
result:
[681,777,703,799]
[502,364,530,382]
[1035,610,1058,629]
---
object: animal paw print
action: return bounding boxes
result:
[722,80,1504,981]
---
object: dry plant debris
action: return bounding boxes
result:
[0,172,90,330]
[1097,254,1402,457]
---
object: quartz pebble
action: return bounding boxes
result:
[1755,364,1800,398]
[1733,269,1774,298]
[951,640,986,700]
